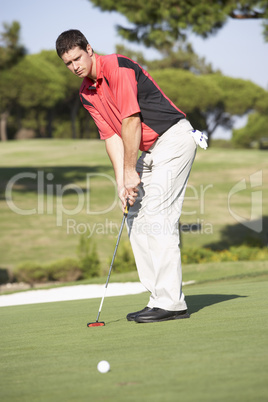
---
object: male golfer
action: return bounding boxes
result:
[56,29,207,323]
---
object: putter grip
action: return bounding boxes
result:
[124,200,130,216]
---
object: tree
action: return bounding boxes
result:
[116,41,216,74]
[1,46,97,140]
[0,21,26,141]
[147,42,216,74]
[232,112,268,147]
[201,74,267,142]
[42,50,82,139]
[0,69,18,141]
[1,53,66,139]
[0,21,26,70]
[150,68,220,143]
[89,0,268,49]
[149,69,268,144]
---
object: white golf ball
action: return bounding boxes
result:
[97,360,110,373]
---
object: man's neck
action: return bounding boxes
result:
[87,53,97,82]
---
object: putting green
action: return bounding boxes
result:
[0,277,267,402]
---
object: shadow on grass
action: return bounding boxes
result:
[0,165,113,199]
[101,294,247,323]
[104,318,125,326]
[187,293,247,315]
[204,217,268,250]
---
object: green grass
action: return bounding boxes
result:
[1,140,267,401]
[0,139,267,271]
[0,276,267,401]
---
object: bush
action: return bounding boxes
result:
[12,236,101,285]
[0,268,12,285]
[53,120,73,139]
[181,245,268,265]
[111,242,268,272]
[181,248,215,264]
[47,258,82,282]
[13,262,48,285]
[13,242,267,285]
[77,236,100,278]
[112,241,136,273]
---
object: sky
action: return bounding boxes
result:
[1,0,268,138]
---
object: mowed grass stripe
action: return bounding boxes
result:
[0,277,267,402]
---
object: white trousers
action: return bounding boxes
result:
[126,119,197,311]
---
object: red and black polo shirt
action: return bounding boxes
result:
[79,54,185,151]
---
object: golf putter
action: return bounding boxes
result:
[87,201,129,327]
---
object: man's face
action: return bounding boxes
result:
[61,44,94,79]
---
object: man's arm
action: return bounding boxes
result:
[121,113,141,206]
[105,134,125,206]
[105,113,141,207]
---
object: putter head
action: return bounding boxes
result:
[87,321,105,327]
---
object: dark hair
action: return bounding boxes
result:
[56,29,89,58]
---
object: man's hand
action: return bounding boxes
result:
[118,169,140,208]
[124,169,141,206]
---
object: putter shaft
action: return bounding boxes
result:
[94,203,129,324]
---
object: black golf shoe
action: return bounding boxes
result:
[134,307,190,323]
[126,306,151,321]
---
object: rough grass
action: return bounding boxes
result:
[0,140,267,271]
[1,259,267,296]
[0,276,267,402]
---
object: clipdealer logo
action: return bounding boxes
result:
[228,170,263,233]
[5,169,263,235]
[5,171,117,226]
[5,169,216,237]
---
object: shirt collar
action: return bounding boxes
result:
[86,54,102,89]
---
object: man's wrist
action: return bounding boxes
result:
[124,167,136,174]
